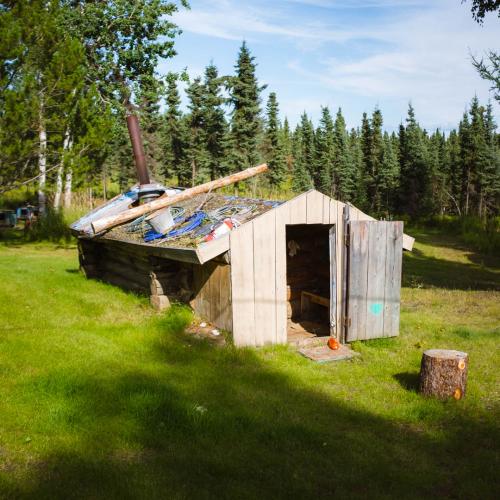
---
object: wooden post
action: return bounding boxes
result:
[149,271,171,311]
[419,349,469,400]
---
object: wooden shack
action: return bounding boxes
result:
[76,189,414,347]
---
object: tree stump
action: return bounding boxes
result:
[419,349,468,400]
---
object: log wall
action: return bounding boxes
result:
[77,239,233,331]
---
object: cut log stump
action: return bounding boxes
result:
[419,349,468,400]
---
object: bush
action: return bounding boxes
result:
[423,215,500,254]
[25,208,72,243]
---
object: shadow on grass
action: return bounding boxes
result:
[393,372,420,392]
[403,232,500,291]
[2,309,498,499]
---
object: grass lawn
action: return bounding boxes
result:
[0,229,498,499]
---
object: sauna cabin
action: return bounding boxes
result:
[74,189,414,347]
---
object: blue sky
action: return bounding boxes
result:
[159,0,499,132]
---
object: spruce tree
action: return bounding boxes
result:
[228,42,264,171]
[202,63,229,180]
[380,131,400,215]
[138,79,164,180]
[333,108,356,202]
[458,110,473,215]
[299,112,316,183]
[367,108,384,213]
[349,128,367,208]
[163,73,189,185]
[264,92,287,188]
[292,116,313,192]
[481,102,500,216]
[444,129,462,214]
[186,76,207,185]
[398,103,432,218]
[315,107,335,195]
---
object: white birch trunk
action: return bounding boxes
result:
[53,166,63,209]
[64,168,73,209]
[38,101,47,215]
[54,130,71,209]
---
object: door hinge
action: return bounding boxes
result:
[345,235,349,246]
[343,317,352,327]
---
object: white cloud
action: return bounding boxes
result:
[172,0,380,45]
[286,0,499,128]
[171,0,499,130]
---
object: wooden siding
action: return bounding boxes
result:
[229,189,408,347]
[191,261,232,332]
[230,222,256,346]
[230,191,343,346]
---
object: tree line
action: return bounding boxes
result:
[1,2,499,220]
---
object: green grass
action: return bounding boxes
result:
[0,231,499,499]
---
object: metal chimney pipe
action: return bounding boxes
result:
[126,114,150,186]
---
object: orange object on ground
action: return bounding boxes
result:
[327,337,340,350]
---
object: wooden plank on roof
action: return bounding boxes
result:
[275,202,290,344]
[306,190,324,223]
[230,222,256,347]
[383,222,403,337]
[288,193,307,224]
[252,212,277,346]
[197,234,230,264]
[365,221,387,339]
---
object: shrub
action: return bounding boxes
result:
[25,208,72,243]
[422,215,500,254]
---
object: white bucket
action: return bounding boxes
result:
[148,207,175,234]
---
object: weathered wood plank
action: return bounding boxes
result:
[97,237,202,264]
[365,222,387,339]
[335,202,346,341]
[217,264,232,331]
[328,199,338,225]
[288,192,307,224]
[275,202,290,344]
[197,234,230,264]
[323,194,331,224]
[253,212,277,346]
[306,190,324,223]
[230,222,256,346]
[346,221,369,341]
[329,225,337,337]
[383,222,403,337]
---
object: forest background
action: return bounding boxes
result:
[0,0,498,249]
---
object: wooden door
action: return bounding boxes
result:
[346,220,403,342]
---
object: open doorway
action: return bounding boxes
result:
[286,224,332,345]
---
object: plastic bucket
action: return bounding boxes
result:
[148,207,175,234]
